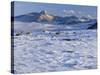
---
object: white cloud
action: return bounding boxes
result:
[87,14,93,19]
[63,9,75,16]
[63,10,95,19]
[70,10,75,14]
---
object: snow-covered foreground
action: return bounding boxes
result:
[13,29,97,74]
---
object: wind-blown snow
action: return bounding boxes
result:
[13,27,97,74]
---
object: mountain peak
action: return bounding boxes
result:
[38,10,54,22]
[40,10,48,15]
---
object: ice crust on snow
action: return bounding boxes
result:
[12,28,97,73]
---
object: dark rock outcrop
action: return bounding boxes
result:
[88,22,97,29]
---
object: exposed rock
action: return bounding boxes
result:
[88,22,97,29]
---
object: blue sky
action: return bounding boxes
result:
[12,1,97,18]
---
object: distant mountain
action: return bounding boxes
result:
[12,10,97,29]
[12,10,54,23]
[37,10,54,22]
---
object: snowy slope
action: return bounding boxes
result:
[12,29,97,74]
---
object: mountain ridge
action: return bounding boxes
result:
[11,10,97,29]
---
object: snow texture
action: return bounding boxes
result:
[12,22,97,73]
